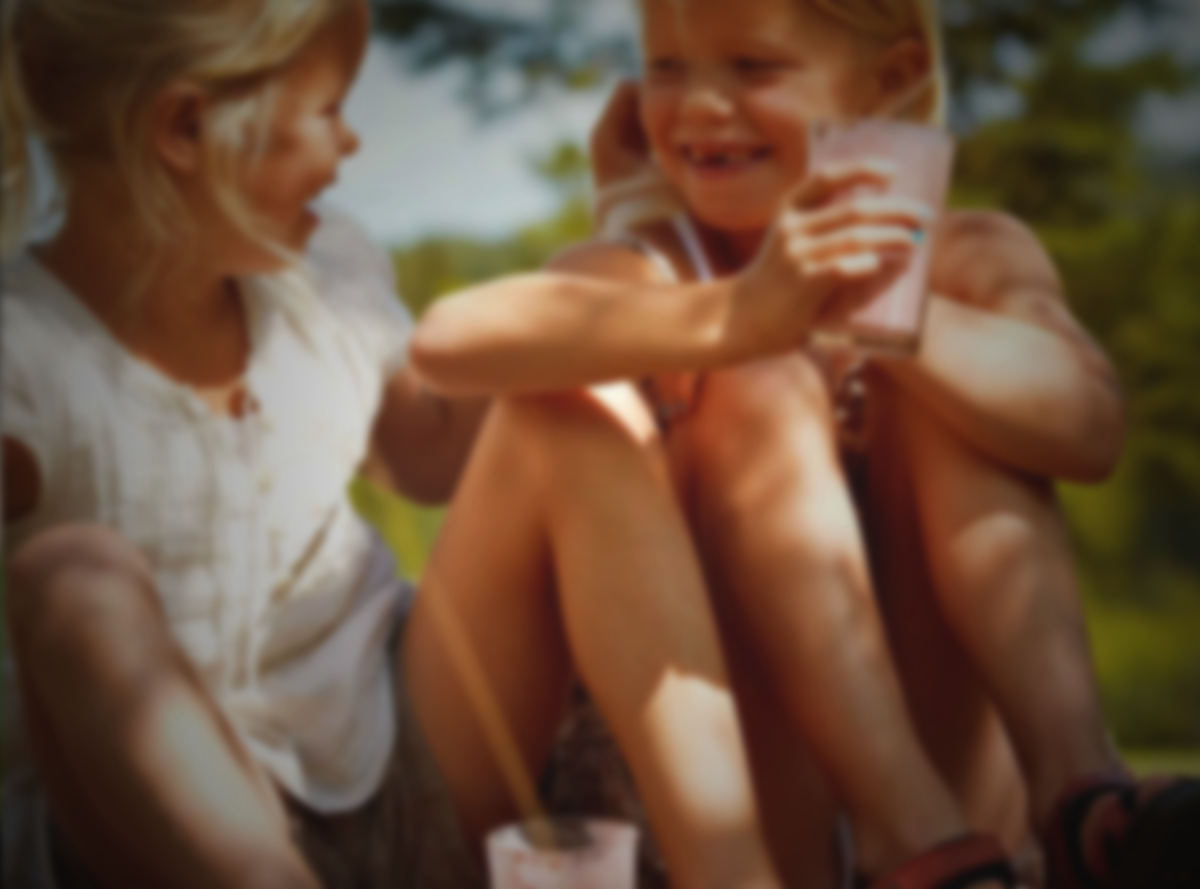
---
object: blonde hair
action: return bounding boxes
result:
[638,0,948,126]
[809,0,948,126]
[1,0,353,258]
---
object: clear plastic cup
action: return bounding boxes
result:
[807,118,956,357]
[487,818,638,889]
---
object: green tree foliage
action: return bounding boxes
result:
[371,0,633,114]
[376,0,1200,746]
[393,143,592,317]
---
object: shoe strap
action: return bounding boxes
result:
[869,834,1016,889]
[1044,772,1138,889]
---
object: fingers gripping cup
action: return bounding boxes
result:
[808,118,956,357]
[487,818,639,889]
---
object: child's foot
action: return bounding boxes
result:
[857,833,1018,889]
[1044,773,1200,889]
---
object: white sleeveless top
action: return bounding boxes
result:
[2,209,414,813]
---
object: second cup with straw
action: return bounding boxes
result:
[424,578,639,888]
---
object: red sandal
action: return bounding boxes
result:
[858,834,1018,889]
[1045,773,1200,889]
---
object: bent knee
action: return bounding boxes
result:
[7,524,157,661]
[688,353,839,480]
[694,353,833,442]
[492,386,662,464]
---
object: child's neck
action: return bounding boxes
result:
[37,181,253,416]
[694,222,767,276]
[41,194,230,333]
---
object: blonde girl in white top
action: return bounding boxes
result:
[0,0,908,887]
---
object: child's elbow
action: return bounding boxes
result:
[1059,392,1127,484]
[409,303,472,397]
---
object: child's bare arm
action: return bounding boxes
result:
[3,436,40,524]
[365,240,672,505]
[879,211,1126,482]
[408,259,745,398]
[410,166,928,398]
[370,369,490,506]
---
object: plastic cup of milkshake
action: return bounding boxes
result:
[487,818,638,889]
[807,117,956,357]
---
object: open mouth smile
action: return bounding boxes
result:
[680,144,772,174]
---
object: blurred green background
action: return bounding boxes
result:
[361,0,1200,768]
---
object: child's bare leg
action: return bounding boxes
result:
[7,525,317,889]
[706,587,845,889]
[675,354,975,876]
[884,375,1121,827]
[404,385,780,889]
[854,393,1030,866]
[864,497,1028,846]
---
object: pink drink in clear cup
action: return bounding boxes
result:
[487,819,638,889]
[808,118,956,357]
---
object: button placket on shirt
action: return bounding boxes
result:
[191,393,262,693]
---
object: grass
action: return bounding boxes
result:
[349,475,445,579]
[1125,749,1200,777]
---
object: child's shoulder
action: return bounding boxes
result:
[302,206,413,377]
[937,209,1043,250]
[933,209,1063,309]
[547,221,699,286]
[546,237,667,282]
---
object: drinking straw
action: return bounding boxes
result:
[422,571,557,849]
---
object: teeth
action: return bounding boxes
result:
[685,147,763,166]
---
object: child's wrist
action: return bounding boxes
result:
[722,276,795,364]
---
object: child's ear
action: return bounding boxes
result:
[873,37,932,113]
[151,83,208,173]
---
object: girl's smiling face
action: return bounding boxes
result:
[175,0,370,278]
[639,0,887,235]
[241,0,369,255]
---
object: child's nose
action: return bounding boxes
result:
[340,121,361,158]
[679,73,735,123]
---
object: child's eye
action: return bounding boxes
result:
[734,57,783,76]
[648,57,684,78]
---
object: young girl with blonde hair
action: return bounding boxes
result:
[415,0,1200,887]
[0,1,896,887]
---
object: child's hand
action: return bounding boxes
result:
[590,80,653,193]
[590,81,686,235]
[731,161,933,352]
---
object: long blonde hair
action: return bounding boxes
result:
[1,0,353,258]
[809,0,948,125]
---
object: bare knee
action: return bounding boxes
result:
[699,352,831,427]
[491,387,664,482]
[685,359,871,604]
[7,524,159,679]
[689,353,835,473]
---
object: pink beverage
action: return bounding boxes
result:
[808,118,956,357]
[487,819,638,889]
